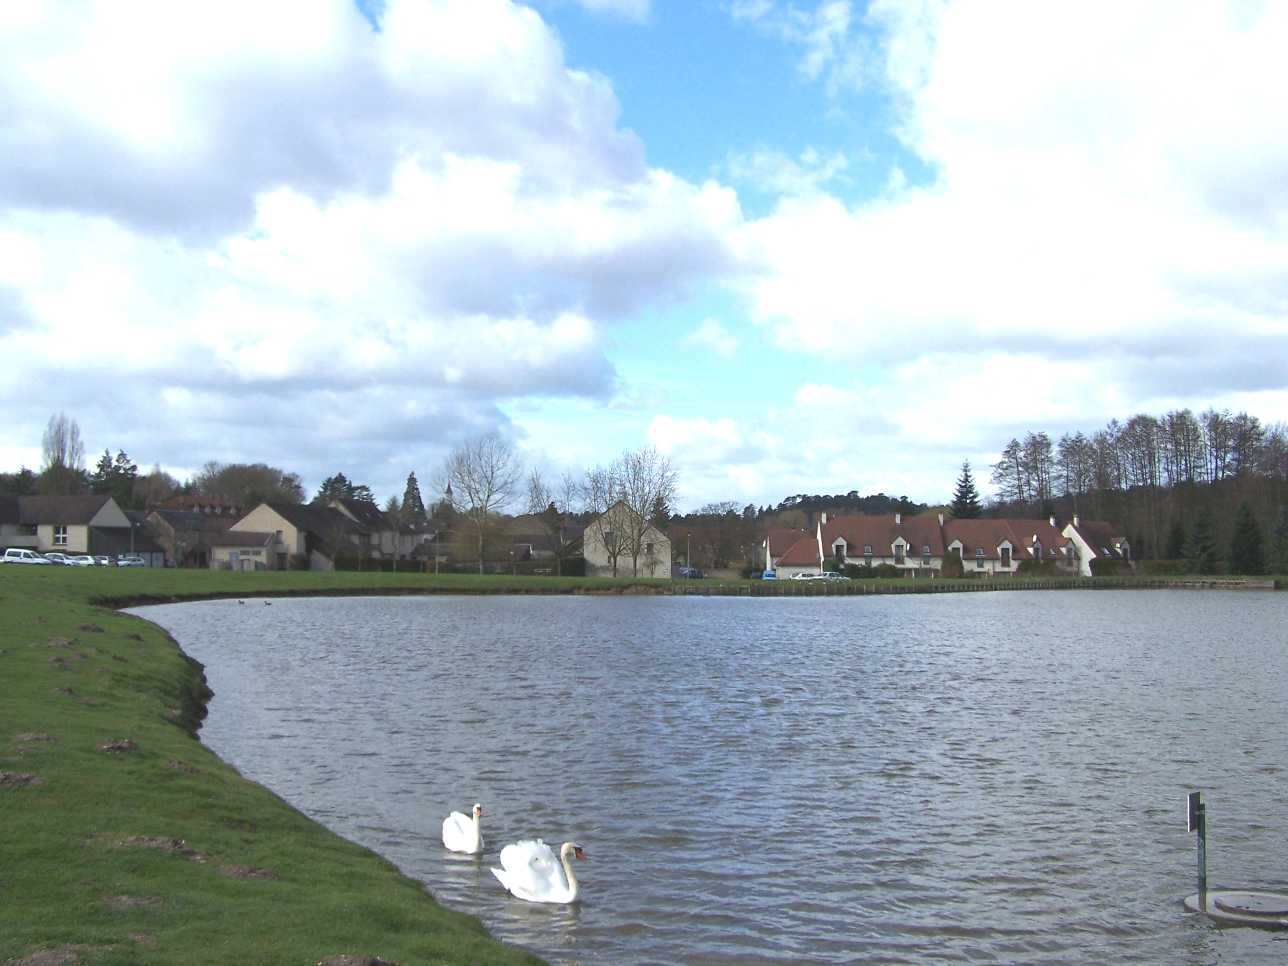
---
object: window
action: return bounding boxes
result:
[603,529,615,548]
[1000,547,1012,567]
[976,558,985,569]
[54,526,68,546]
[975,547,984,557]
[835,544,845,563]
[894,544,905,564]
[922,544,931,563]
[645,542,654,555]
[863,544,872,556]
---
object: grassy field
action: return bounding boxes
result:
[2,565,1278,964]
[0,567,567,966]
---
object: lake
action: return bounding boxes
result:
[131,590,1288,964]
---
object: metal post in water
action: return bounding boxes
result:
[1188,791,1207,909]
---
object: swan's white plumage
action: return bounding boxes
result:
[491,839,584,903]
[441,803,484,854]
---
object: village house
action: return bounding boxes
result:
[774,512,1104,578]
[1062,516,1132,577]
[583,500,671,578]
[218,501,369,571]
[943,516,1073,576]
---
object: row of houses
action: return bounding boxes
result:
[769,512,1130,579]
[3,492,1128,579]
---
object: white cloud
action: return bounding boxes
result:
[682,318,740,358]
[728,1,870,94]
[0,0,745,501]
[726,146,850,197]
[741,1,1288,409]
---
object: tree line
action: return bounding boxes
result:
[989,409,1288,573]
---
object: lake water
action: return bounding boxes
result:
[131,590,1288,964]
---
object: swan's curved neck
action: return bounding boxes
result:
[559,846,580,900]
[469,812,482,849]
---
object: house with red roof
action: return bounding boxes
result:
[771,512,1100,578]
[761,526,806,572]
[775,512,947,577]
[1062,516,1132,577]
[943,516,1074,576]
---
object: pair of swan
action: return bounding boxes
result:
[441,802,587,904]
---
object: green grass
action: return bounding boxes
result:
[0,567,559,966]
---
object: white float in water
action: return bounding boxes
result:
[1183,791,1288,930]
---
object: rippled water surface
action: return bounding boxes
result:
[132,590,1288,964]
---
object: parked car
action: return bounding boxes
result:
[677,566,705,579]
[820,571,849,581]
[93,555,111,566]
[761,570,777,580]
[64,554,96,567]
[43,552,70,565]
[116,554,146,568]
[2,548,52,565]
[790,571,821,580]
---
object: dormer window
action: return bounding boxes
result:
[863,544,872,556]
[975,548,984,557]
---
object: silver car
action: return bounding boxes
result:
[116,554,146,568]
[65,554,96,567]
[2,548,51,565]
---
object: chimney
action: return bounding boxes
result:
[938,512,945,527]
[1049,515,1056,527]
[895,512,901,525]
[821,512,828,525]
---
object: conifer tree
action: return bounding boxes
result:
[1185,506,1220,574]
[951,461,982,518]
[1271,510,1288,575]
[402,472,428,526]
[1228,502,1265,575]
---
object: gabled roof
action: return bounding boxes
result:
[945,517,1070,559]
[329,498,388,530]
[764,527,806,557]
[18,494,114,525]
[148,508,236,533]
[265,501,366,537]
[1068,520,1129,558]
[777,513,947,567]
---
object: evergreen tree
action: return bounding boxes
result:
[1164,517,1186,559]
[314,473,374,506]
[1228,502,1265,575]
[1185,506,1220,574]
[1271,510,1288,575]
[951,461,982,518]
[401,472,428,525]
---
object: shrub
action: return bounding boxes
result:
[1016,559,1057,577]
[939,554,964,579]
[1089,557,1130,577]
[1139,559,1190,576]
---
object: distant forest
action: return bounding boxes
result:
[986,408,1286,569]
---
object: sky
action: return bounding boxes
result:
[3,0,1287,513]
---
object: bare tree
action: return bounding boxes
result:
[526,468,581,576]
[133,464,179,508]
[583,462,631,577]
[38,411,86,494]
[443,432,523,573]
[620,447,677,577]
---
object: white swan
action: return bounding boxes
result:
[491,840,586,903]
[441,803,484,854]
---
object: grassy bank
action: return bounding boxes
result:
[0,567,555,966]
[2,566,1279,963]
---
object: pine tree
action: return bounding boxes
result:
[951,461,982,518]
[1164,517,1186,559]
[402,472,428,526]
[1228,502,1265,575]
[1271,510,1288,575]
[1185,506,1220,574]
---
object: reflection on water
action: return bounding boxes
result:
[132,590,1288,965]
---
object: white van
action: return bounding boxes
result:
[2,548,52,565]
